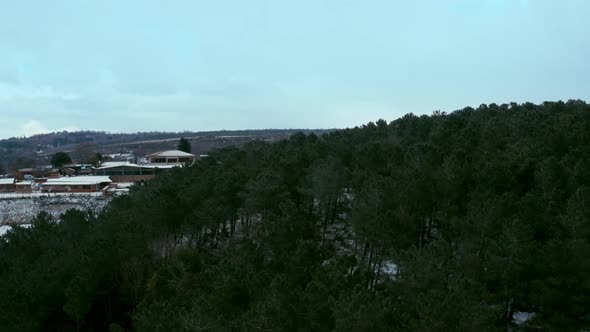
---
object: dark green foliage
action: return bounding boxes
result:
[50,151,72,168]
[0,100,589,331]
[86,153,102,166]
[177,137,191,153]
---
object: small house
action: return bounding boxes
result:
[0,178,15,192]
[15,180,34,192]
[42,176,112,193]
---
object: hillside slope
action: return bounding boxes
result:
[0,100,589,331]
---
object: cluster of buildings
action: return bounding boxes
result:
[0,150,196,195]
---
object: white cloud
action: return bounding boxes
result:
[22,120,48,136]
[22,120,78,137]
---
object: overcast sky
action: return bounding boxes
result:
[0,0,589,138]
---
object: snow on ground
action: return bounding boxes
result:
[0,195,110,225]
[325,220,399,280]
[0,224,32,238]
[0,192,103,200]
[381,260,398,279]
[513,312,535,326]
[0,225,11,237]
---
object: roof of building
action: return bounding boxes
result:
[63,164,94,168]
[96,161,153,169]
[44,176,112,186]
[0,178,15,185]
[96,162,177,170]
[17,166,55,172]
[147,150,195,158]
[99,161,134,168]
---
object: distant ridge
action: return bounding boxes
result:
[0,129,333,173]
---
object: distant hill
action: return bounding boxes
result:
[0,129,333,173]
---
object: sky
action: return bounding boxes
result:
[0,0,589,138]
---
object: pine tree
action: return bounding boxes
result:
[178,137,191,153]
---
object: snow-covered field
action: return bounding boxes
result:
[0,195,110,225]
[0,192,103,200]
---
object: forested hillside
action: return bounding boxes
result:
[1,100,589,331]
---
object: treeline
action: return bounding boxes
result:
[1,100,589,331]
[0,129,328,150]
[0,129,330,173]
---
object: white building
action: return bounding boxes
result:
[146,150,195,166]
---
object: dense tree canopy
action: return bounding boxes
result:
[50,151,73,168]
[0,100,589,331]
[177,137,191,154]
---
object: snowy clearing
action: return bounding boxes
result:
[0,196,110,225]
